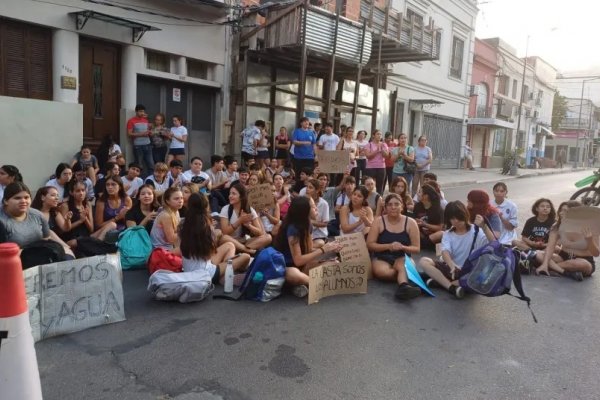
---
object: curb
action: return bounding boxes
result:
[443,167,591,189]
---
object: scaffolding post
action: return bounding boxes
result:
[296,0,309,122]
[325,12,341,123]
[242,48,249,130]
[352,20,367,127]
[371,31,383,133]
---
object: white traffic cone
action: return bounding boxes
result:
[0,243,43,400]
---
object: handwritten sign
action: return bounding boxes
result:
[317,150,349,173]
[247,183,275,211]
[561,206,600,235]
[335,232,372,276]
[308,261,368,304]
[24,254,126,342]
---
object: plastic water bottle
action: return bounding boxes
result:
[245,271,264,300]
[224,259,234,293]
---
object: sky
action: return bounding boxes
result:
[475,0,600,74]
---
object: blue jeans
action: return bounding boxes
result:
[392,172,413,193]
[134,144,155,176]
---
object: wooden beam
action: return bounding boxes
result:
[240,0,303,42]
[246,80,301,88]
[352,20,368,127]
[296,0,309,121]
[325,12,341,123]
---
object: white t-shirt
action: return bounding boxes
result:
[206,169,228,187]
[441,225,489,268]
[491,198,519,245]
[318,134,340,151]
[356,139,369,159]
[181,170,210,188]
[122,176,144,197]
[45,178,67,202]
[220,204,258,239]
[241,126,262,155]
[182,256,217,278]
[335,191,351,207]
[312,197,329,239]
[145,175,171,194]
[169,126,188,149]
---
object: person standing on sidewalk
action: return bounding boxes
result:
[127,104,154,177]
[384,132,397,192]
[390,133,415,191]
[291,117,317,177]
[412,136,433,196]
[462,141,475,170]
[365,130,389,195]
[241,120,265,167]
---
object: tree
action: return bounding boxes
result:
[551,90,568,131]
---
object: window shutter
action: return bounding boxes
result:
[4,23,28,97]
[28,27,51,99]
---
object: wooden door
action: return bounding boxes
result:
[79,39,120,148]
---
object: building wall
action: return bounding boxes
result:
[469,38,497,117]
[0,96,82,190]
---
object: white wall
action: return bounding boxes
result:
[0,96,82,190]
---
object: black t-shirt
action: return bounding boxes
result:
[521,216,555,245]
[413,202,443,234]
[125,205,154,233]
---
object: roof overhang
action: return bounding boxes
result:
[467,118,516,129]
[69,10,161,42]
[540,126,556,137]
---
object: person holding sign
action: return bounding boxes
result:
[364,130,389,195]
[273,196,344,298]
[340,186,373,237]
[220,183,271,255]
[366,193,421,300]
[292,117,317,177]
[536,201,599,280]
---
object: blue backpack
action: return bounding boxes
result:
[239,247,286,302]
[459,227,536,322]
[117,226,153,270]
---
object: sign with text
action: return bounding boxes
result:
[247,183,275,211]
[308,261,368,305]
[317,150,349,173]
[24,254,126,342]
[335,232,372,276]
[561,206,600,235]
[173,87,181,102]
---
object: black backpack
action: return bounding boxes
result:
[20,240,66,269]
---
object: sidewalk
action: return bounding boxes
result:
[433,166,593,189]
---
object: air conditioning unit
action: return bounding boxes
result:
[469,85,478,97]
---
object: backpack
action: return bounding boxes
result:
[117,226,153,270]
[75,237,117,258]
[20,240,66,270]
[459,227,537,322]
[238,247,286,302]
[148,269,214,303]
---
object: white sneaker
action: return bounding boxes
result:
[293,285,309,298]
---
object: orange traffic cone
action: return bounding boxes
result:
[0,243,43,399]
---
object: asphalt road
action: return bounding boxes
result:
[35,170,599,400]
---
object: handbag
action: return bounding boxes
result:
[147,247,182,274]
[403,146,417,174]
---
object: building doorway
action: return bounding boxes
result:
[79,38,121,148]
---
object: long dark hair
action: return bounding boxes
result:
[31,186,58,212]
[134,184,160,210]
[100,175,127,202]
[0,165,23,184]
[179,193,216,260]
[274,196,312,255]
[230,183,251,214]
[421,184,441,210]
[349,186,369,212]
[531,198,556,221]
[444,201,471,230]
[554,200,582,231]
[67,181,89,211]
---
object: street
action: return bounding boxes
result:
[35,170,598,400]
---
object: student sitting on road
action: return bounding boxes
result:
[70,144,100,185]
[121,162,144,198]
[46,163,73,203]
[220,183,272,255]
[291,167,313,197]
[418,201,494,299]
[466,189,502,237]
[273,173,291,219]
[94,175,132,241]
[304,178,329,247]
[181,157,211,194]
[340,185,373,237]
[180,182,199,217]
[31,186,76,259]
[247,174,281,237]
[59,181,94,248]
[150,186,183,251]
[0,165,23,203]
[378,175,414,216]
[512,198,556,273]
[273,196,344,298]
[366,193,421,300]
[490,182,519,245]
[145,162,171,198]
[173,192,250,285]
[94,161,121,199]
[363,176,383,216]
[412,184,444,250]
[125,184,160,233]
[536,200,599,281]
[71,162,95,203]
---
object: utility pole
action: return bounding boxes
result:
[575,77,600,167]
[515,36,529,161]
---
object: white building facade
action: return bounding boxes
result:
[0,0,231,187]
[388,0,478,168]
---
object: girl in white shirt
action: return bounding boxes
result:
[305,178,329,247]
[166,115,188,164]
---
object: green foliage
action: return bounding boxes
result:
[552,90,568,131]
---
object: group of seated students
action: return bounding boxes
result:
[1,153,598,301]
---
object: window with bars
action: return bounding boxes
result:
[146,51,170,73]
[0,19,52,100]
[449,36,464,79]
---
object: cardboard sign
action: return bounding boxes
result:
[24,254,126,342]
[561,206,600,235]
[308,260,368,305]
[335,232,372,273]
[247,183,275,211]
[317,150,349,173]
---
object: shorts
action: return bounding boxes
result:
[373,252,405,266]
[558,250,596,273]
[434,260,467,281]
[257,150,270,159]
[276,150,288,160]
[168,148,185,156]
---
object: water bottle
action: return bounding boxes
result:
[224,259,234,293]
[244,271,264,300]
